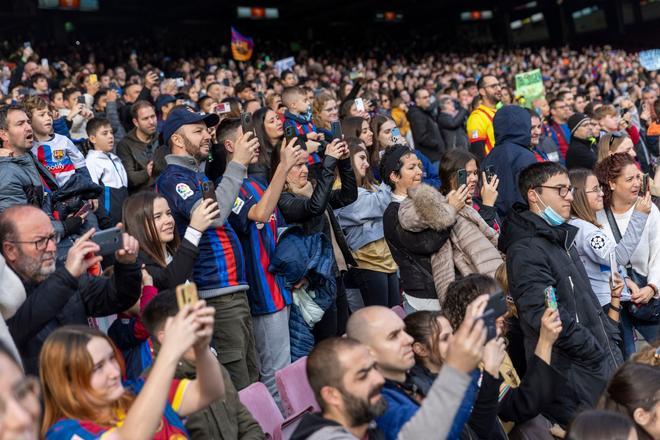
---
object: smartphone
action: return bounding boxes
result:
[201,180,218,203]
[330,121,343,141]
[23,42,31,49]
[476,291,508,341]
[91,227,123,256]
[41,58,49,68]
[544,286,558,312]
[77,95,86,105]
[89,74,98,84]
[240,111,252,135]
[176,283,199,310]
[354,98,365,113]
[457,169,468,187]
[175,77,185,88]
[349,71,364,81]
[73,200,92,218]
[485,165,496,182]
[391,127,401,139]
[641,173,649,195]
[609,252,618,290]
[284,125,296,142]
[215,102,231,114]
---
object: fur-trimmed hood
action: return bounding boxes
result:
[404,184,457,231]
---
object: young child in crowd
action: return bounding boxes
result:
[85,117,129,226]
[282,86,323,166]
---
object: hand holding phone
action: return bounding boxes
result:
[355,98,365,113]
[609,252,618,290]
[176,283,200,309]
[330,121,343,141]
[544,286,558,312]
[476,291,508,341]
[91,227,124,256]
[457,169,468,188]
[641,173,649,195]
[240,112,253,135]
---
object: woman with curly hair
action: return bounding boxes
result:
[595,153,660,358]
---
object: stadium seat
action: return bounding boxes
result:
[391,305,406,319]
[239,381,285,439]
[275,356,321,417]
[239,380,312,440]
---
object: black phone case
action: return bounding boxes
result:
[92,228,123,255]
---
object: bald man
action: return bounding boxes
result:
[345,305,488,440]
[0,205,141,374]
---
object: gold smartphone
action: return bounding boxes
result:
[175,283,199,309]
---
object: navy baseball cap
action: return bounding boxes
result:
[162,108,219,145]
[155,94,176,111]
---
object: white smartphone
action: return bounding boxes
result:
[609,252,617,290]
[355,98,365,112]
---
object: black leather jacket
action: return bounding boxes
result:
[278,155,358,271]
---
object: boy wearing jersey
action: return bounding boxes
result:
[156,108,260,390]
[218,118,303,399]
[467,75,501,161]
[26,97,89,187]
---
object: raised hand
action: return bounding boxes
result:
[445,294,487,374]
[64,228,102,278]
[480,172,500,207]
[190,198,220,231]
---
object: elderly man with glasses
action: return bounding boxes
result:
[0,205,141,375]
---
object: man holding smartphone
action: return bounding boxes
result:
[156,108,260,390]
[0,205,140,374]
[499,161,623,428]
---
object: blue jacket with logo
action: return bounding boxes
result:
[156,155,248,297]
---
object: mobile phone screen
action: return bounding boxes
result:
[544,286,558,311]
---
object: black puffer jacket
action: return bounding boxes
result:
[499,205,623,427]
[383,200,450,300]
[278,155,358,271]
[7,262,142,374]
[408,106,445,162]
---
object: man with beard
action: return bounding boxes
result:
[0,205,141,374]
[466,75,501,161]
[156,108,260,390]
[293,302,487,440]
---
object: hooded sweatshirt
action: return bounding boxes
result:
[481,105,537,219]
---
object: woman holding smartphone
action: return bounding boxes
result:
[439,149,500,229]
[122,192,219,291]
[595,153,660,358]
[334,137,399,308]
[568,167,649,321]
[40,303,224,440]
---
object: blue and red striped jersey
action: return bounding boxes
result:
[229,176,292,315]
[156,164,247,293]
[46,378,190,439]
[283,111,322,166]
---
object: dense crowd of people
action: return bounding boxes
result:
[0,38,659,440]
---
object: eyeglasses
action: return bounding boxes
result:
[585,186,604,195]
[536,185,575,198]
[0,376,40,421]
[8,233,60,251]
